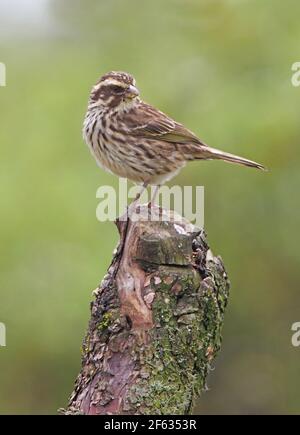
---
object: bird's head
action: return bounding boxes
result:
[89,71,140,109]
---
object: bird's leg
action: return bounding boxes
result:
[116,182,148,258]
[147,185,161,209]
[147,185,162,221]
[148,185,160,210]
[128,182,148,217]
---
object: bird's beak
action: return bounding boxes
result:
[126,85,139,98]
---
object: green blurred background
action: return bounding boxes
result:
[0,0,299,415]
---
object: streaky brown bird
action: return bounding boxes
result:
[83,71,265,204]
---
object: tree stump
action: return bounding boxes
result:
[64,206,230,415]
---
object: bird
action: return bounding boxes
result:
[83,71,265,209]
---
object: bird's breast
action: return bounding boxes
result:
[83,109,186,184]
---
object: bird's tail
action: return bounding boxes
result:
[195,145,266,170]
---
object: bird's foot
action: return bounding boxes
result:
[145,201,163,221]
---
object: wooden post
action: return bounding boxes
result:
[63,206,230,415]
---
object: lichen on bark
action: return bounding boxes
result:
[64,206,230,415]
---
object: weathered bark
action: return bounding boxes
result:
[64,206,230,415]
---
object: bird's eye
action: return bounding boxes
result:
[111,85,124,93]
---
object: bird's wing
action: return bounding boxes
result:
[124,102,203,145]
[122,103,266,170]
